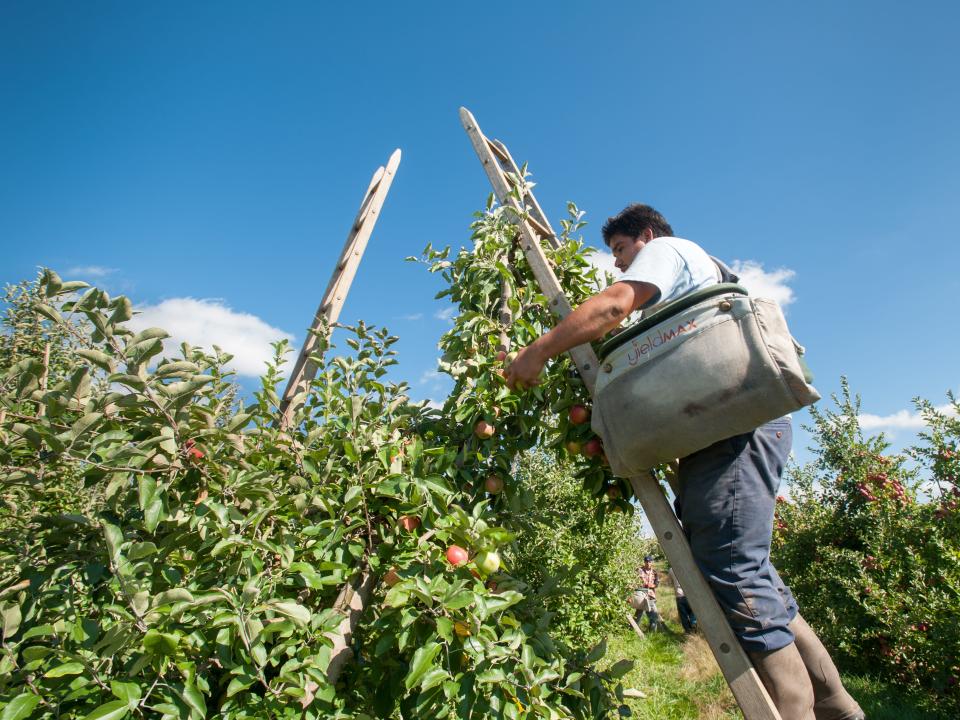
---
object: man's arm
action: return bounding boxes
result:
[504,280,656,390]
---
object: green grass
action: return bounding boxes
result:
[598,584,948,719]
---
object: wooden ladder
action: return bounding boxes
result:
[459,107,782,720]
[278,149,402,429]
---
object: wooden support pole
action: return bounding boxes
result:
[278,149,401,429]
[459,108,781,720]
[324,570,377,684]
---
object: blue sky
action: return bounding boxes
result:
[2,1,958,465]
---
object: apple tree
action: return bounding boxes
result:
[0,226,638,720]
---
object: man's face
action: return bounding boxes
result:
[607,231,650,272]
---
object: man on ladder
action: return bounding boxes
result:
[504,203,863,720]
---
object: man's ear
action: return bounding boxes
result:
[641,227,655,242]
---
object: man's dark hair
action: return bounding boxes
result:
[602,204,674,245]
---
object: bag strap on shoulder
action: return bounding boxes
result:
[710,256,739,283]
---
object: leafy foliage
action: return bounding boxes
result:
[772,379,960,713]
[506,451,645,649]
[0,191,643,719]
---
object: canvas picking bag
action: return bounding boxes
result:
[591,283,820,478]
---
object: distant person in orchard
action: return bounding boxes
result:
[504,204,864,720]
[635,555,662,632]
[668,566,696,633]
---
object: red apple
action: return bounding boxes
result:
[568,404,590,425]
[495,350,508,362]
[398,515,420,531]
[484,475,504,494]
[582,437,603,458]
[606,485,621,500]
[446,545,469,566]
[565,440,582,456]
[474,420,495,439]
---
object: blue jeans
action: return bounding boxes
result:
[675,417,798,652]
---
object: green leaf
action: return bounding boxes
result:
[155,361,200,378]
[59,280,90,294]
[343,440,359,462]
[138,476,163,533]
[35,303,64,325]
[102,522,123,562]
[129,327,169,345]
[224,413,253,432]
[44,661,85,677]
[143,629,179,656]
[435,617,453,643]
[177,681,206,718]
[77,349,115,372]
[607,659,634,678]
[80,699,129,720]
[152,589,194,607]
[267,601,311,627]
[0,693,40,720]
[404,641,442,690]
[585,638,607,664]
[127,542,158,561]
[419,666,450,692]
[21,624,54,641]
[1,603,21,640]
[443,590,474,611]
[226,673,256,697]
[41,269,63,295]
[110,681,142,709]
[384,586,410,608]
[108,374,146,391]
[71,412,104,441]
[109,297,133,324]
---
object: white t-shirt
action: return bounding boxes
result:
[618,236,719,313]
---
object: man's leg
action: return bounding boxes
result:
[676,417,815,720]
[790,613,864,720]
[646,596,661,632]
[677,596,695,632]
[766,543,864,718]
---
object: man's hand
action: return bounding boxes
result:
[501,281,652,393]
[503,344,546,391]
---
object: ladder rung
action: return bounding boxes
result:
[526,215,553,240]
[486,137,510,162]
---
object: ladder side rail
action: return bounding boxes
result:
[490,138,561,250]
[279,149,401,428]
[278,168,382,419]
[460,108,600,391]
[459,108,781,720]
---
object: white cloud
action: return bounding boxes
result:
[419,369,443,385]
[67,265,117,278]
[434,307,455,322]
[859,403,956,432]
[585,248,619,280]
[398,313,423,321]
[127,298,295,378]
[729,261,796,308]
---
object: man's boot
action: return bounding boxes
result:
[749,642,816,720]
[790,614,865,720]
